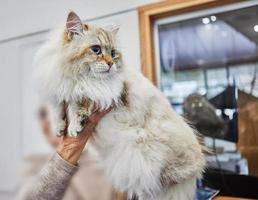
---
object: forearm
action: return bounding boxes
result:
[17,153,78,200]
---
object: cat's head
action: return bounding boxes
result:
[60,11,122,79]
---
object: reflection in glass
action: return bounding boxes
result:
[157,5,258,116]
[156,3,258,177]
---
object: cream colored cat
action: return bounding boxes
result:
[35,11,205,200]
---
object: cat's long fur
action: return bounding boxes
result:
[35,12,205,200]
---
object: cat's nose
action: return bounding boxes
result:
[107,62,113,68]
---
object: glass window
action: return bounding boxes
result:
[157,5,258,104]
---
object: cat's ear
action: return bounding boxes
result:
[111,24,119,35]
[66,11,84,40]
[105,24,120,35]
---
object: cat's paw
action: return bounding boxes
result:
[52,119,66,137]
[67,122,84,137]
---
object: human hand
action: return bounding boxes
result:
[56,108,111,165]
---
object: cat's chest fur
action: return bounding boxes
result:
[53,72,124,108]
[92,80,144,143]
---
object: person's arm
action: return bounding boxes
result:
[17,109,111,200]
[17,152,78,200]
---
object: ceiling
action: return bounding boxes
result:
[220,5,258,45]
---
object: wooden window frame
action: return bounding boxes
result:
[138,0,245,84]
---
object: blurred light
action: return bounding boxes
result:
[224,109,235,120]
[198,88,207,95]
[202,17,210,25]
[254,25,258,32]
[210,15,217,22]
[215,109,222,116]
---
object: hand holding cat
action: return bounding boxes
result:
[56,107,112,165]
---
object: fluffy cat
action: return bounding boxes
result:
[35,11,205,200]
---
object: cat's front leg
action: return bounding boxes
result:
[67,99,94,137]
[49,102,66,137]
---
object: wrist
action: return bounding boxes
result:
[56,143,83,165]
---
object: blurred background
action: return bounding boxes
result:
[1,0,258,199]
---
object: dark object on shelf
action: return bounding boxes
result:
[183,94,227,139]
[210,86,238,109]
[203,168,258,199]
[209,85,238,142]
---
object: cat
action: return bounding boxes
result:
[35,11,206,200]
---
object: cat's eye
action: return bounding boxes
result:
[111,49,116,58]
[90,45,102,55]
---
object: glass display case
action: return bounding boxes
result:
[154,1,258,113]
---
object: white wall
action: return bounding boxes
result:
[0,0,158,41]
[0,0,160,199]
